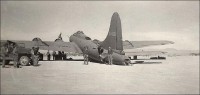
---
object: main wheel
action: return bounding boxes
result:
[19,56,30,66]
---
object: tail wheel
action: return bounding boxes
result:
[19,56,30,66]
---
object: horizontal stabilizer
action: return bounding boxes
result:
[123,40,174,49]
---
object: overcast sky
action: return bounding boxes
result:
[1,1,199,50]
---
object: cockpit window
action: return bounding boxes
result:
[77,31,84,34]
[76,31,84,35]
[73,31,91,40]
[85,37,91,40]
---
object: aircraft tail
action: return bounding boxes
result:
[101,12,123,51]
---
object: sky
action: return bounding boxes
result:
[1,1,199,50]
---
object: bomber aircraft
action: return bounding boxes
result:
[0,12,174,65]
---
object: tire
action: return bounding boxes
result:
[19,56,30,66]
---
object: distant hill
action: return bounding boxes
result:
[149,48,200,56]
[163,49,199,56]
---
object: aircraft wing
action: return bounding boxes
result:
[125,50,166,56]
[40,41,82,53]
[1,40,82,53]
[123,40,174,49]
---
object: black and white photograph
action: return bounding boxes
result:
[0,1,199,94]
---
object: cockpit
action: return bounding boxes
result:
[72,31,91,40]
[73,31,84,36]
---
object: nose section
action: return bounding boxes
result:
[114,55,131,65]
[124,59,131,65]
[121,55,131,65]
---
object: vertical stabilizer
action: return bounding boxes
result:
[101,12,123,50]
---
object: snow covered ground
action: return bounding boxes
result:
[1,56,199,94]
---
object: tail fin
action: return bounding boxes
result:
[101,12,123,50]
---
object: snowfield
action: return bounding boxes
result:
[1,56,199,94]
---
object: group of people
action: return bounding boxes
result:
[97,45,113,65]
[46,51,67,61]
[83,44,113,65]
[1,41,41,68]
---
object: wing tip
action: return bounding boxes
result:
[169,41,175,44]
[163,40,175,44]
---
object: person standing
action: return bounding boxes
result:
[98,45,104,62]
[58,51,62,60]
[12,44,20,68]
[61,51,64,60]
[1,44,8,68]
[83,46,89,65]
[52,51,56,60]
[31,47,34,65]
[46,51,51,61]
[7,43,14,54]
[108,47,113,65]
[31,47,40,66]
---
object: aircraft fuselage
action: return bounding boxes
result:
[69,32,130,65]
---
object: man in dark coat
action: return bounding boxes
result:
[1,44,8,68]
[52,51,56,60]
[12,44,20,68]
[31,47,40,66]
[97,45,104,62]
